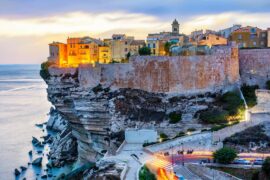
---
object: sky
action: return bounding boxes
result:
[0,0,270,64]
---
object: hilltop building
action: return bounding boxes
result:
[105,34,145,62]
[48,37,110,67]
[218,24,242,38]
[146,19,187,55]
[198,34,228,47]
[230,26,269,48]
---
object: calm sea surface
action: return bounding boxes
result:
[0,64,51,179]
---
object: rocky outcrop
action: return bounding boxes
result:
[83,159,126,180]
[46,109,77,167]
[47,107,67,132]
[43,67,228,165]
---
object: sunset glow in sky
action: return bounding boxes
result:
[0,0,270,64]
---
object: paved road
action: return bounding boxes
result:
[174,165,202,180]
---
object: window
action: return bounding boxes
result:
[253,41,257,46]
[238,34,242,40]
[261,42,265,46]
[125,41,128,45]
[125,48,128,52]
[153,43,156,48]
[262,33,266,38]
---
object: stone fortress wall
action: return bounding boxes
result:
[75,45,240,95]
[239,48,270,88]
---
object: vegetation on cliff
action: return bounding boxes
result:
[241,84,259,108]
[199,91,245,125]
[40,61,55,79]
[168,112,182,124]
[213,147,237,164]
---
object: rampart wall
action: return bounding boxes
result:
[75,45,240,95]
[239,48,270,87]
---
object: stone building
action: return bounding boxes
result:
[147,19,185,56]
[218,24,242,38]
[48,37,110,67]
[198,34,228,47]
[231,26,263,48]
[129,40,146,55]
[98,46,111,64]
[106,34,134,62]
[48,42,67,67]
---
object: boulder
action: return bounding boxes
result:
[32,157,42,166]
[41,175,47,179]
[20,166,27,171]
[14,168,20,176]
[28,150,32,156]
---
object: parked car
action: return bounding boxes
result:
[253,158,264,165]
[233,158,251,165]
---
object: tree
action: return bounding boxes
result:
[139,165,156,180]
[213,147,237,164]
[126,52,131,59]
[266,80,270,90]
[169,112,182,124]
[139,46,151,55]
[262,157,270,175]
[164,41,176,56]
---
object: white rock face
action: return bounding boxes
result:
[43,68,226,165]
[47,108,67,132]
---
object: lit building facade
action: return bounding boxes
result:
[146,19,184,56]
[48,37,111,67]
[98,46,111,64]
[48,42,67,67]
[109,34,134,62]
[198,34,228,47]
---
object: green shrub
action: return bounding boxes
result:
[160,133,168,139]
[266,80,270,90]
[160,133,169,142]
[174,131,186,138]
[213,147,237,164]
[262,157,270,175]
[169,112,182,124]
[220,92,244,115]
[211,124,228,131]
[220,91,245,121]
[200,109,229,124]
[92,84,103,94]
[40,61,55,79]
[142,142,158,147]
[241,84,259,108]
[139,46,151,55]
[187,128,196,132]
[139,165,156,180]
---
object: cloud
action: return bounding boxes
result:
[1,11,269,39]
[0,11,270,64]
[0,12,168,38]
[181,12,270,33]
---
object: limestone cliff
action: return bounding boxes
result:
[43,74,232,164]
